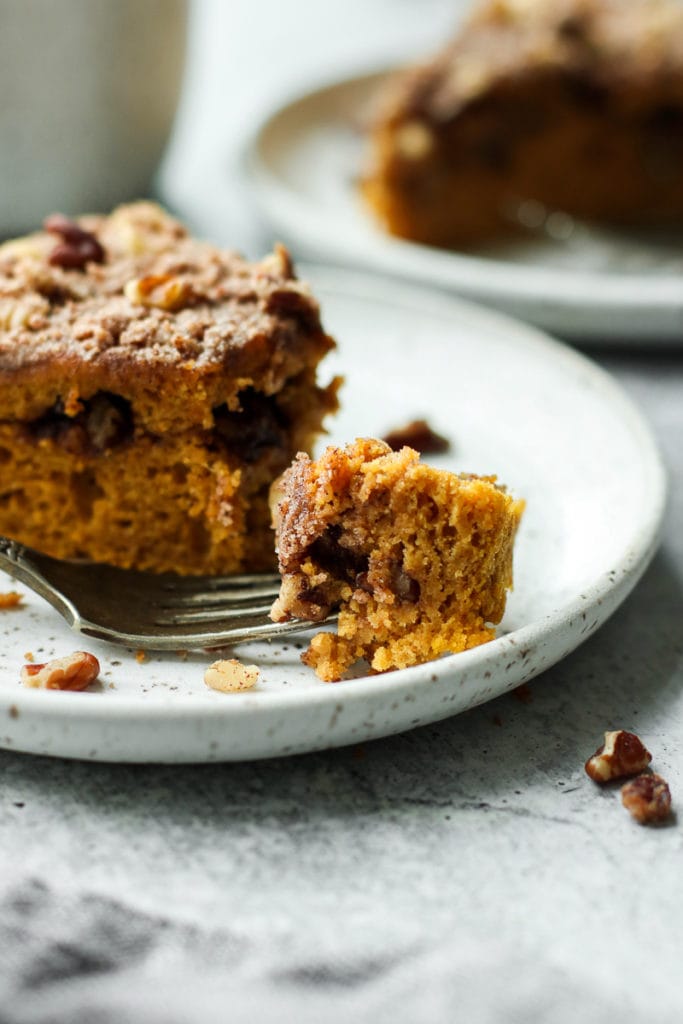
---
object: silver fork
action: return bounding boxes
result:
[0,535,322,650]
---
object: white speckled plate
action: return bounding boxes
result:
[246,70,683,342]
[0,267,666,762]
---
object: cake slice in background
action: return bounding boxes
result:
[361,0,683,247]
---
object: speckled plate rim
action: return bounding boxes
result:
[0,269,667,763]
[245,68,683,341]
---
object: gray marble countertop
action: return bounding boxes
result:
[1,2,682,1022]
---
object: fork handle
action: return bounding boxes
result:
[0,535,46,592]
[0,535,80,626]
[0,535,27,571]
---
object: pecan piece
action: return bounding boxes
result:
[584,729,652,782]
[204,659,259,693]
[621,773,672,825]
[20,651,100,691]
[124,273,195,311]
[44,213,105,270]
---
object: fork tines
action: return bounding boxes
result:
[153,572,281,626]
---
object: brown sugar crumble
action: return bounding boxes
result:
[270,438,523,681]
[382,418,450,455]
[0,202,339,575]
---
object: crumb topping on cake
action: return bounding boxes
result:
[0,203,334,429]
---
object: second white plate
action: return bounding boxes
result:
[247,70,683,342]
[0,268,666,762]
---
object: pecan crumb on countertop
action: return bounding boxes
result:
[382,418,451,454]
[585,729,652,783]
[0,592,23,610]
[621,773,672,825]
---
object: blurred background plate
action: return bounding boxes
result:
[247,70,683,344]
